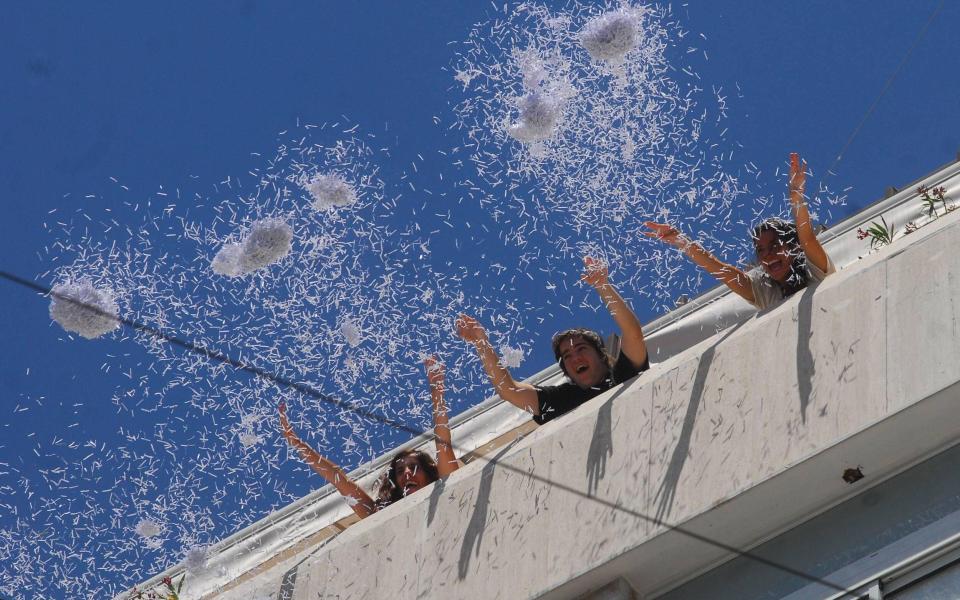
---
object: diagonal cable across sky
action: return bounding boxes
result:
[2,2,957,598]
[0,269,863,598]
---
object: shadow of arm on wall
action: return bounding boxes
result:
[274,529,343,600]
[426,477,447,527]
[654,322,745,522]
[458,441,520,580]
[795,287,817,423]
[586,384,631,497]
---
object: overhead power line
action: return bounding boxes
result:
[824,0,945,181]
[0,268,862,598]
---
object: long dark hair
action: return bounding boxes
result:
[374,449,440,510]
[752,218,808,297]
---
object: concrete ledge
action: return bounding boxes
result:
[129,158,960,600]
[211,208,960,599]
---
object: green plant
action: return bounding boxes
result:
[856,216,895,249]
[918,185,949,218]
[130,574,185,600]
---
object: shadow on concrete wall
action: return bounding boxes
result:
[795,286,816,423]
[458,442,519,580]
[654,322,745,522]
[586,384,630,497]
[278,564,298,600]
[426,477,447,527]
[276,530,342,600]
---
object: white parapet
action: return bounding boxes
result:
[207,197,960,598]
[127,158,960,600]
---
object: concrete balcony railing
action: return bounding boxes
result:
[198,179,960,598]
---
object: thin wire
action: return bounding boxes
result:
[0,270,418,436]
[0,269,861,597]
[823,0,944,180]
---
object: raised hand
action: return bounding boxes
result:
[581,256,609,288]
[457,312,540,414]
[786,152,830,274]
[278,401,295,438]
[641,221,687,249]
[456,313,488,346]
[423,354,457,477]
[277,400,376,518]
[789,152,807,204]
[643,219,755,303]
[423,355,446,395]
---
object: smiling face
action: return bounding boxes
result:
[755,229,794,283]
[557,335,610,389]
[393,454,432,497]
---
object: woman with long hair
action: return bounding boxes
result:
[642,153,834,309]
[278,356,459,518]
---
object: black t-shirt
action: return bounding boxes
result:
[533,352,648,425]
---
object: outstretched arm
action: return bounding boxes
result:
[278,402,376,519]
[423,356,459,478]
[456,314,540,416]
[642,221,756,305]
[581,257,648,369]
[788,153,831,273]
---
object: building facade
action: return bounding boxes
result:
[133,159,960,599]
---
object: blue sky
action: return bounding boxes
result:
[1,2,957,598]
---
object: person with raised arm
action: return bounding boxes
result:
[457,256,649,425]
[642,152,835,310]
[278,356,459,519]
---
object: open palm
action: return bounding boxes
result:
[642,221,685,248]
